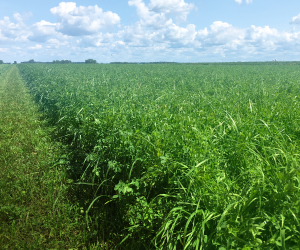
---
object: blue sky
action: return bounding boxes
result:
[1,0,300,63]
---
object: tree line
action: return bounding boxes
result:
[0,60,17,64]
[19,59,97,64]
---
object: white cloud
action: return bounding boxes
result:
[153,23,196,47]
[46,38,68,49]
[78,32,115,47]
[126,0,197,48]
[13,13,24,23]
[196,21,245,47]
[13,12,32,22]
[75,0,300,61]
[28,44,42,50]
[1,1,300,63]
[148,0,195,21]
[28,20,57,42]
[235,0,252,4]
[191,21,300,59]
[0,15,29,42]
[291,13,300,25]
[50,2,121,36]
[128,0,172,29]
[116,23,156,47]
[128,0,195,30]
[245,25,278,41]
[245,25,300,54]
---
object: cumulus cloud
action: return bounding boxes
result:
[245,25,300,53]
[13,13,24,23]
[78,32,115,47]
[196,21,245,47]
[126,0,197,49]
[128,0,172,29]
[128,0,195,29]
[245,25,278,41]
[152,23,196,47]
[50,2,121,36]
[117,23,154,47]
[165,23,196,42]
[189,21,300,59]
[235,0,252,4]
[148,0,195,21]
[46,38,69,49]
[28,44,42,50]
[28,20,57,42]
[0,15,29,42]
[2,1,300,63]
[13,12,32,22]
[290,13,300,25]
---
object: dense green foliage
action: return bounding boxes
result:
[0,64,10,72]
[53,60,72,64]
[18,63,300,249]
[85,59,97,64]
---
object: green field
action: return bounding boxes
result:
[2,63,300,249]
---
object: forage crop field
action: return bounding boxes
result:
[18,63,300,249]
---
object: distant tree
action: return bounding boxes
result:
[53,60,72,64]
[28,59,35,63]
[0,60,3,64]
[61,60,72,64]
[85,59,97,64]
[13,61,17,64]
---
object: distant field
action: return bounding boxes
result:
[17,63,300,249]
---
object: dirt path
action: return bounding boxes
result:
[0,66,84,249]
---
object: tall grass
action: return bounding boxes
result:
[18,63,300,249]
